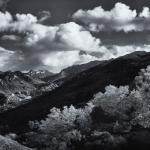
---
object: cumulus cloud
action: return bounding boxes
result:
[0,12,38,33]
[16,22,102,72]
[27,22,101,52]
[139,7,150,18]
[0,11,101,51]
[0,11,12,31]
[4,44,150,73]
[0,10,102,72]
[73,2,137,23]
[12,13,38,32]
[44,44,150,72]
[72,2,150,32]
[1,10,150,72]
[42,51,97,73]
[8,21,101,52]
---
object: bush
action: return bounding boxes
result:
[26,65,150,149]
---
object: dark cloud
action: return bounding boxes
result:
[38,10,51,23]
[0,0,10,10]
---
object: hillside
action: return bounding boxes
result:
[0,51,150,134]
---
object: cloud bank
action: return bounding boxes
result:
[0,5,150,72]
[73,2,150,32]
[0,11,102,72]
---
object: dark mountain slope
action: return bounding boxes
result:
[0,51,150,134]
[43,60,102,85]
[0,61,101,112]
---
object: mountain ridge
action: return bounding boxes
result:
[0,51,150,134]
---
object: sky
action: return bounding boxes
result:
[0,0,150,72]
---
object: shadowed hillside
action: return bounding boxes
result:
[0,51,150,134]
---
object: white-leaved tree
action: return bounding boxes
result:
[26,65,150,149]
[28,103,94,149]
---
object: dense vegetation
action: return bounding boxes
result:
[15,65,150,150]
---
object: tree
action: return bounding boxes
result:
[0,93,7,106]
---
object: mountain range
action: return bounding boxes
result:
[0,51,150,134]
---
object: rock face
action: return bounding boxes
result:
[0,70,58,111]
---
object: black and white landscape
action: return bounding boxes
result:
[0,0,150,150]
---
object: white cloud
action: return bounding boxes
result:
[0,11,101,52]
[51,22,101,52]
[0,10,103,72]
[0,10,150,72]
[110,3,137,22]
[0,11,12,31]
[23,44,150,73]
[73,3,137,23]
[12,13,38,32]
[0,12,38,33]
[139,7,150,18]
[0,47,15,70]
[24,22,102,53]
[42,51,97,73]
[1,43,150,73]
[22,22,102,72]
[72,2,150,32]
